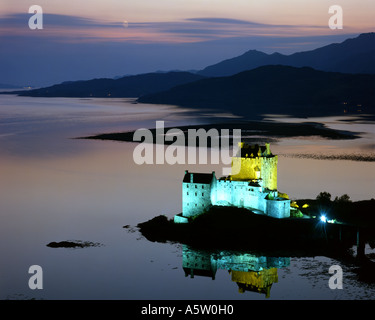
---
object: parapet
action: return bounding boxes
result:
[236,142,273,158]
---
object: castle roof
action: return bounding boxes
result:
[183,171,214,184]
[236,143,273,158]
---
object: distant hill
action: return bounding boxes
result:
[7,33,374,120]
[138,65,375,117]
[15,72,205,98]
[198,33,375,77]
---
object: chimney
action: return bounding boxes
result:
[190,173,193,183]
[265,143,271,155]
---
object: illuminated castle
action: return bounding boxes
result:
[174,142,290,223]
[182,245,290,298]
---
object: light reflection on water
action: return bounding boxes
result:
[181,245,291,299]
[0,95,374,300]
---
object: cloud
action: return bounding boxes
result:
[185,17,327,29]
[0,13,123,29]
[127,17,330,42]
[187,17,278,26]
[1,13,330,44]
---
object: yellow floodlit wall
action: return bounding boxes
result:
[231,155,278,191]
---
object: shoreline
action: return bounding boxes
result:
[79,119,361,143]
[136,200,375,262]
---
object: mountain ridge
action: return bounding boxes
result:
[138,65,375,117]
[13,72,205,98]
[198,32,375,77]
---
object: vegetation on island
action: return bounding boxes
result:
[137,193,375,256]
[294,192,375,227]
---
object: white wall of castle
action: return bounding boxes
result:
[182,177,290,219]
[182,181,213,218]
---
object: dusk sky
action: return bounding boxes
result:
[1,0,374,86]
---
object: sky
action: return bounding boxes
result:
[0,0,374,87]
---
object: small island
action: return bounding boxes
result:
[81,120,361,144]
[137,142,375,261]
[46,240,103,248]
[138,198,375,251]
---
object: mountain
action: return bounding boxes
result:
[198,33,375,77]
[138,65,375,117]
[15,72,205,98]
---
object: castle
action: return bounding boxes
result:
[182,245,290,298]
[174,142,291,223]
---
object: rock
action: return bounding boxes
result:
[46,240,102,248]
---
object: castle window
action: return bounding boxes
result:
[202,185,204,189]
[187,192,189,195]
[202,193,204,196]
[195,192,197,196]
[187,185,189,188]
[195,185,197,189]
[195,204,197,207]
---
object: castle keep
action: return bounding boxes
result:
[174,142,290,223]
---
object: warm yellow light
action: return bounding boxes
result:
[291,201,299,208]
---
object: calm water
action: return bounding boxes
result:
[0,95,374,300]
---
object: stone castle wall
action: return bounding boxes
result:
[265,198,291,218]
[182,181,213,218]
[182,177,290,219]
[212,180,265,211]
[231,156,278,191]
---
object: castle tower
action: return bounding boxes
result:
[230,143,278,191]
[230,268,278,298]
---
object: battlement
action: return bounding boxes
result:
[236,142,273,158]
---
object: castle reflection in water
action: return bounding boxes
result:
[182,245,290,298]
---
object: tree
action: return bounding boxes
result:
[334,194,351,203]
[316,191,332,203]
